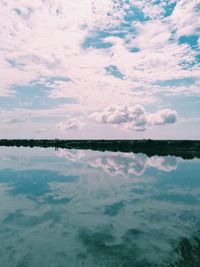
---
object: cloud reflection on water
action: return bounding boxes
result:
[88,153,178,176]
[0,147,199,267]
[55,149,178,176]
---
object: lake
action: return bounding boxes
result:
[0,146,200,267]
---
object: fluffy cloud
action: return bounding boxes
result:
[148,109,177,126]
[89,104,178,131]
[0,0,199,101]
[56,119,85,131]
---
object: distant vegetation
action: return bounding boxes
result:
[0,139,200,159]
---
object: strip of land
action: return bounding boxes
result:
[0,139,200,159]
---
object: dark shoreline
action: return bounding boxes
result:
[0,139,200,159]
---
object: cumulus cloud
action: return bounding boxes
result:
[89,104,178,131]
[149,109,177,126]
[56,118,85,131]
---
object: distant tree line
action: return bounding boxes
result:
[0,139,200,159]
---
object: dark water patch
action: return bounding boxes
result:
[123,229,143,241]
[154,193,198,205]
[104,201,125,216]
[16,254,32,267]
[44,196,72,205]
[79,228,157,267]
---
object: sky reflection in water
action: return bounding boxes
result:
[0,147,200,267]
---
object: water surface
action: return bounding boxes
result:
[0,147,200,267]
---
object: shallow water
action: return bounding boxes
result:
[0,147,200,267]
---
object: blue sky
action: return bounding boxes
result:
[0,0,200,139]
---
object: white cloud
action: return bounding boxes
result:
[56,118,85,131]
[0,0,120,91]
[0,0,199,100]
[170,0,200,37]
[0,0,199,138]
[89,104,178,131]
[149,109,177,126]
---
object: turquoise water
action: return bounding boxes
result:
[0,147,200,267]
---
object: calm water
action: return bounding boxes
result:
[0,147,200,267]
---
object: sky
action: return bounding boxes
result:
[0,0,200,139]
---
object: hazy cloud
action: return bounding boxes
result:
[2,117,28,124]
[56,118,85,131]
